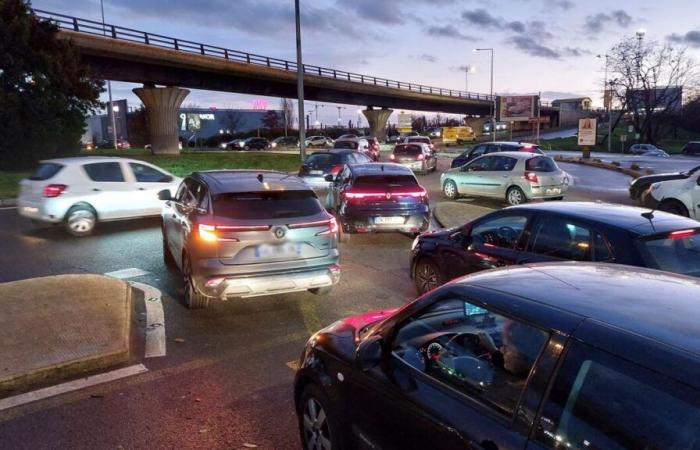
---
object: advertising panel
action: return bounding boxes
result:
[498,96,535,122]
[577,118,597,146]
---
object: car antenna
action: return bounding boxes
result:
[257,174,264,183]
[381,165,384,171]
[641,196,664,232]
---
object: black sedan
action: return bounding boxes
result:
[410,201,700,294]
[629,165,700,203]
[451,142,543,168]
[294,263,700,450]
[298,150,372,189]
[241,137,270,150]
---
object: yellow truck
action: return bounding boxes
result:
[441,126,475,145]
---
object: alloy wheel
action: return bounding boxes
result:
[443,181,457,199]
[416,262,438,293]
[67,210,95,234]
[303,398,332,450]
[507,188,524,205]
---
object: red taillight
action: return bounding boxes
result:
[198,224,270,242]
[288,216,338,236]
[417,154,425,161]
[299,164,308,174]
[429,144,434,149]
[669,229,697,239]
[331,164,343,175]
[390,154,395,160]
[43,184,67,198]
[524,171,539,183]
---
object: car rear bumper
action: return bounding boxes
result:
[192,254,341,300]
[527,185,568,199]
[17,198,66,223]
[341,210,430,234]
[395,161,428,173]
[299,175,332,189]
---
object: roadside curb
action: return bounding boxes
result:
[433,201,495,229]
[553,155,648,178]
[0,198,17,207]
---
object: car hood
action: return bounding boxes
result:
[632,172,689,187]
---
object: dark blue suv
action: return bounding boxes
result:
[294,263,700,450]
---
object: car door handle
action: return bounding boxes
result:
[92,188,100,192]
[138,187,146,191]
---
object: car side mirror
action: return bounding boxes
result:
[157,189,172,201]
[324,174,335,182]
[356,334,383,371]
[468,233,484,250]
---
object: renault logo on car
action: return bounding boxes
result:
[274,227,286,239]
[385,192,392,200]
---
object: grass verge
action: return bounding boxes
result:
[539,127,700,154]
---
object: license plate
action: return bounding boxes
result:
[546,188,561,195]
[254,243,301,259]
[375,216,404,225]
[309,170,323,175]
[411,163,422,169]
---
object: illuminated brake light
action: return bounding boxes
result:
[524,171,539,183]
[330,164,343,175]
[669,229,697,239]
[390,154,395,160]
[198,224,218,242]
[417,154,425,161]
[43,184,67,197]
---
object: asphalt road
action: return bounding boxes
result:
[0,157,634,449]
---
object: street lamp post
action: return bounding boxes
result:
[597,53,612,152]
[465,65,475,93]
[100,0,118,150]
[295,0,306,160]
[357,109,362,130]
[474,48,495,142]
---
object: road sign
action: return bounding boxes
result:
[620,134,627,142]
[397,113,412,130]
[577,118,597,146]
[628,125,634,133]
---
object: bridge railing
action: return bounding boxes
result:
[34,9,495,102]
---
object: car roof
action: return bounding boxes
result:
[335,137,366,143]
[458,263,700,358]
[348,163,414,176]
[476,141,538,146]
[478,151,541,160]
[192,170,311,194]
[506,201,700,235]
[40,156,142,165]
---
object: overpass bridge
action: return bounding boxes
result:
[36,9,499,153]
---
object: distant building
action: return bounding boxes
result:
[551,97,592,112]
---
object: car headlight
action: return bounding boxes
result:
[411,236,420,251]
[238,142,245,147]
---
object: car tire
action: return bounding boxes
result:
[244,145,250,151]
[414,258,446,295]
[506,186,527,206]
[162,226,176,270]
[309,286,333,295]
[298,384,346,450]
[182,255,210,309]
[338,220,350,243]
[659,199,690,217]
[443,179,459,200]
[64,205,97,237]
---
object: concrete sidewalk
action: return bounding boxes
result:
[433,201,494,229]
[0,275,132,394]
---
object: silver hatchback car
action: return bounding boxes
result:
[441,152,569,205]
[159,170,340,309]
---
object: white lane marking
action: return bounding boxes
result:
[104,268,149,279]
[0,364,148,412]
[0,206,17,210]
[130,281,166,358]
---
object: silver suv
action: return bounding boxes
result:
[159,170,340,309]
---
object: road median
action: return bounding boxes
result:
[434,201,495,229]
[0,274,133,396]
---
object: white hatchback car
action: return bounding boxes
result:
[648,169,700,219]
[18,157,182,236]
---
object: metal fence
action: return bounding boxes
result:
[34,9,495,102]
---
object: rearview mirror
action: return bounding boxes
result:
[157,189,172,201]
[324,174,335,182]
[356,334,383,371]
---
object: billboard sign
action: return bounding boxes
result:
[498,96,535,122]
[397,112,412,131]
[577,118,597,146]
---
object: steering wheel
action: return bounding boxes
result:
[444,332,498,362]
[498,226,518,244]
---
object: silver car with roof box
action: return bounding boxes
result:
[159,170,340,309]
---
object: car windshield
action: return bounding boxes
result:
[305,153,341,165]
[409,137,430,144]
[681,165,700,176]
[29,162,64,181]
[638,230,700,277]
[354,175,418,188]
[333,141,358,150]
[526,156,559,172]
[394,145,422,156]
[213,191,322,220]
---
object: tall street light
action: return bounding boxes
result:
[100,0,118,150]
[295,0,306,160]
[464,65,475,93]
[474,48,495,142]
[597,53,612,152]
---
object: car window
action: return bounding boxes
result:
[354,175,418,188]
[471,214,528,249]
[394,145,422,156]
[334,141,358,150]
[175,181,188,202]
[526,157,559,173]
[212,190,322,220]
[306,153,341,166]
[465,156,491,172]
[485,144,499,154]
[392,297,548,418]
[129,163,171,183]
[637,230,700,277]
[470,145,486,158]
[29,162,64,181]
[530,217,593,261]
[489,156,517,172]
[535,342,700,450]
[83,162,125,182]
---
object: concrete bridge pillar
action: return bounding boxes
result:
[362,107,393,142]
[132,85,190,155]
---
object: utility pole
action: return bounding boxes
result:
[100,0,118,150]
[598,53,611,152]
[536,92,541,143]
[295,0,306,160]
[475,48,495,142]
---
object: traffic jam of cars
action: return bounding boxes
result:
[14,133,700,449]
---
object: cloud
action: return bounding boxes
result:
[338,0,403,25]
[668,30,700,48]
[562,47,592,57]
[508,36,560,59]
[425,24,475,41]
[584,10,632,34]
[419,54,438,63]
[461,9,501,29]
[545,0,574,10]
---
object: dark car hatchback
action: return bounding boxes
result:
[326,163,430,240]
[295,263,700,450]
[451,141,543,168]
[410,201,700,294]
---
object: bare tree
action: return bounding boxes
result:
[607,37,697,143]
[280,98,295,134]
[220,110,243,133]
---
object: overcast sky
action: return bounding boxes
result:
[33,0,700,124]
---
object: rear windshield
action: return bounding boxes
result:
[306,153,341,165]
[333,141,358,150]
[526,156,558,172]
[393,145,422,156]
[408,137,430,144]
[29,163,64,181]
[638,230,700,277]
[354,175,418,188]
[213,191,322,220]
